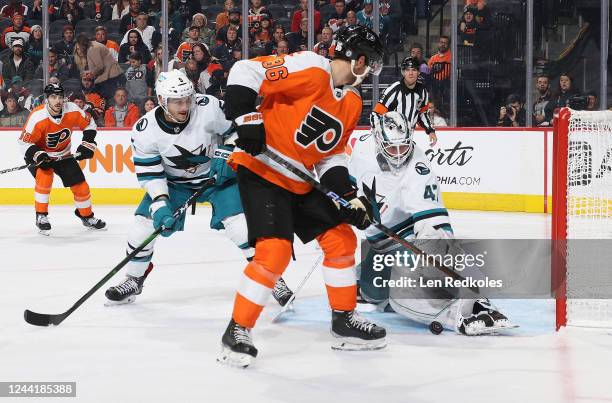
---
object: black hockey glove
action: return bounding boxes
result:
[234,112,266,156]
[339,196,373,230]
[26,145,53,169]
[34,151,53,170]
[76,141,96,160]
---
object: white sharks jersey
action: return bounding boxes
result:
[348,131,452,246]
[131,95,233,199]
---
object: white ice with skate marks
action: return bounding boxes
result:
[1,206,612,403]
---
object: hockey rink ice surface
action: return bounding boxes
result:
[1,206,612,403]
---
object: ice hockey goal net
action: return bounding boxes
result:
[552,108,612,329]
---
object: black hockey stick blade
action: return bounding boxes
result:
[24,309,66,327]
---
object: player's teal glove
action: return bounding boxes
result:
[149,196,177,237]
[209,145,236,186]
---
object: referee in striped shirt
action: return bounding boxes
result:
[373,57,438,146]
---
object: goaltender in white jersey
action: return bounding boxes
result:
[349,112,515,335]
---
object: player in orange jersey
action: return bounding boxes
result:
[18,83,106,235]
[217,25,386,368]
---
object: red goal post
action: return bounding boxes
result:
[552,107,612,330]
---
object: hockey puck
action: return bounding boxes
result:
[429,321,443,335]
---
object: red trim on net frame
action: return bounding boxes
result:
[551,108,570,331]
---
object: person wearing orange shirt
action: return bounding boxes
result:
[17,83,106,235]
[94,26,119,61]
[217,25,386,368]
[104,87,140,127]
[427,35,451,81]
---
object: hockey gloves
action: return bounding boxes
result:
[339,196,373,230]
[76,130,97,160]
[76,141,96,160]
[33,150,53,170]
[209,145,236,186]
[234,112,266,156]
[150,196,177,237]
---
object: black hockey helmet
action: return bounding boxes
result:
[331,25,384,76]
[401,56,420,71]
[44,83,65,97]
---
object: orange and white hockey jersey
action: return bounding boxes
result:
[227,51,362,194]
[18,102,96,159]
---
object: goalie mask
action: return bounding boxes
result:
[155,70,195,123]
[371,111,414,171]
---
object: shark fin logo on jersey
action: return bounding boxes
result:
[46,128,71,149]
[136,118,148,131]
[362,178,386,221]
[295,106,344,153]
[415,162,430,175]
[166,144,210,172]
[197,97,209,106]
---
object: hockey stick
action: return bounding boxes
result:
[23,177,216,327]
[0,153,80,175]
[272,254,323,323]
[261,149,478,294]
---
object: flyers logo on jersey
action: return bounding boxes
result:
[295,106,344,153]
[46,128,71,149]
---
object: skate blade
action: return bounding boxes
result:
[104,296,136,306]
[86,226,108,231]
[38,229,50,236]
[464,324,520,336]
[217,346,254,368]
[331,336,387,351]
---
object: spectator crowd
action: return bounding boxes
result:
[0,0,606,128]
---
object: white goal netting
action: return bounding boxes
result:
[564,109,612,328]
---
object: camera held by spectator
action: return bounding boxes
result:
[497,94,525,127]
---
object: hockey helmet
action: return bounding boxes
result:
[155,69,195,122]
[371,111,414,171]
[401,56,420,71]
[44,82,65,97]
[331,25,384,85]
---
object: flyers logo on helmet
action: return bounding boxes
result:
[46,128,71,149]
[294,106,344,153]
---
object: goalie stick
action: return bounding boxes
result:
[0,152,80,175]
[24,177,216,327]
[272,254,323,323]
[261,148,478,294]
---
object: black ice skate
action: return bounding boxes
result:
[75,209,107,230]
[331,310,387,351]
[217,319,258,368]
[105,263,153,305]
[35,212,51,235]
[272,277,293,307]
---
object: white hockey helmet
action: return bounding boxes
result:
[155,70,195,122]
[371,111,414,171]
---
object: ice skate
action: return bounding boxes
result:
[35,212,51,236]
[75,209,107,230]
[105,263,153,305]
[331,310,387,351]
[217,319,258,368]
